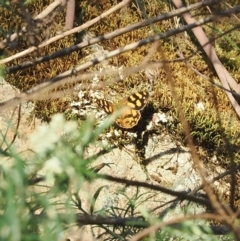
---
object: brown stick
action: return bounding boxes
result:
[172,0,240,117]
[65,0,75,30]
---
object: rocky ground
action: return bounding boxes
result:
[1,77,232,240]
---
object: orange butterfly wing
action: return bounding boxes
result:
[97,91,149,129]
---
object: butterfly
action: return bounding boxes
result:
[97,91,149,129]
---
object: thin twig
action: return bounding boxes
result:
[0,0,131,64]
[130,213,229,241]
[1,5,240,111]
[172,0,240,240]
[3,0,219,68]
[172,0,240,117]
[6,6,240,75]
[3,105,22,152]
[102,174,211,206]
[0,0,65,49]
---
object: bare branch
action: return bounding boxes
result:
[5,4,240,74]
[172,0,240,117]
[65,0,75,30]
[0,0,65,49]
[130,213,231,241]
[0,0,131,64]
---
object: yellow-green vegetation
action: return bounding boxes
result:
[1,0,240,164]
[0,0,81,120]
